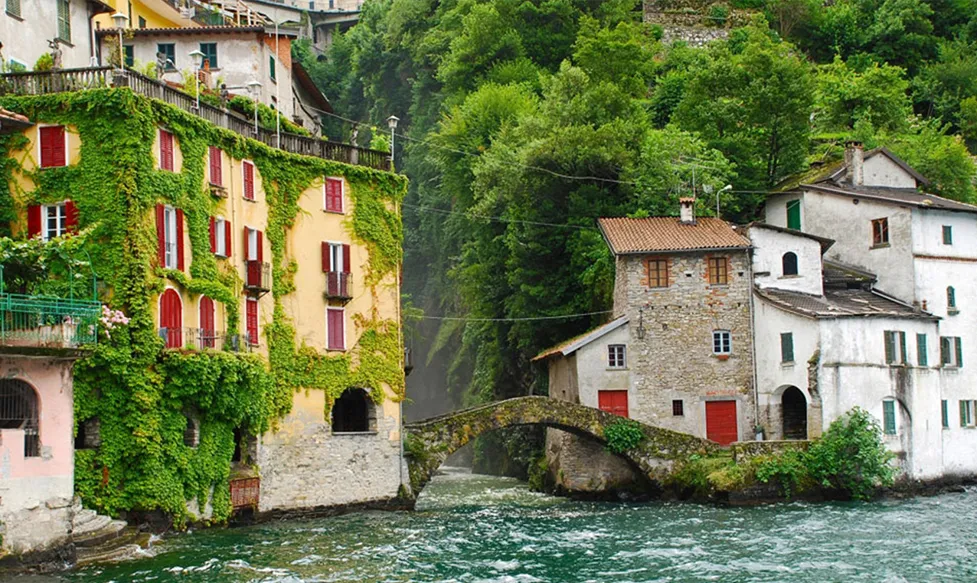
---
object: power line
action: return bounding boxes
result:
[419,310,613,322]
[402,202,598,231]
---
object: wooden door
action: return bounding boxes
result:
[159,288,182,348]
[598,390,629,418]
[705,400,738,445]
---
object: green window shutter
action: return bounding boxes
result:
[884,331,895,364]
[786,200,801,230]
[270,55,276,81]
[780,332,794,363]
[899,331,907,364]
[7,0,21,18]
[883,401,896,435]
[961,400,968,427]
[955,337,963,367]
[57,0,70,43]
[941,337,951,365]
[917,334,928,366]
[943,225,952,245]
[942,400,949,428]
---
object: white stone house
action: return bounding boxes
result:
[2,0,110,71]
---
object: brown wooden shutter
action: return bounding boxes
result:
[322,242,331,272]
[244,162,254,200]
[209,216,216,254]
[243,227,250,261]
[155,204,166,265]
[342,244,351,274]
[175,208,185,271]
[27,204,41,238]
[256,230,263,263]
[209,146,222,185]
[65,200,78,232]
[225,220,232,257]
[40,126,65,168]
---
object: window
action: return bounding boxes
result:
[6,0,21,18]
[672,399,684,416]
[39,125,67,168]
[708,257,729,285]
[884,331,908,365]
[245,227,261,261]
[324,177,343,213]
[780,332,794,363]
[123,45,134,67]
[607,344,626,369]
[161,206,179,269]
[138,15,146,28]
[0,379,40,457]
[56,0,70,43]
[74,418,100,450]
[917,333,928,366]
[183,414,199,447]
[327,307,345,351]
[713,330,731,355]
[243,161,255,200]
[947,286,957,312]
[332,388,376,433]
[941,336,963,368]
[159,129,175,171]
[246,298,259,346]
[269,55,276,82]
[942,400,949,429]
[43,203,67,241]
[782,252,798,276]
[645,258,669,288]
[209,146,222,186]
[786,199,801,230]
[943,225,953,245]
[199,296,215,349]
[210,217,230,257]
[157,43,176,70]
[960,400,975,428]
[871,218,889,246]
[199,42,218,69]
[883,400,896,435]
[159,288,183,348]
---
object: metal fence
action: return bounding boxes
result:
[159,327,253,352]
[0,67,392,171]
[325,271,352,300]
[0,293,101,348]
[245,261,272,291]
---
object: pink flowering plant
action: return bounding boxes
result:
[100,305,130,338]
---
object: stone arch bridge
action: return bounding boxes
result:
[402,397,719,502]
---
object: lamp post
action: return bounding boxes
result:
[189,49,205,111]
[110,12,128,70]
[716,184,732,218]
[246,79,262,137]
[386,115,399,170]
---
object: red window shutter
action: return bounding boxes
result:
[175,208,185,271]
[244,162,254,200]
[256,230,263,263]
[27,204,41,238]
[325,178,342,212]
[155,204,166,266]
[246,299,258,345]
[225,220,232,257]
[342,244,351,274]
[40,126,66,168]
[160,130,174,171]
[209,146,222,186]
[65,200,78,232]
[209,216,216,254]
[327,309,344,350]
[243,227,250,261]
[322,242,331,272]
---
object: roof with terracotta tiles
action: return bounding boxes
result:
[0,107,32,134]
[598,217,751,255]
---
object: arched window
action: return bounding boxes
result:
[332,388,377,433]
[183,414,199,447]
[782,252,798,276]
[0,379,40,457]
[947,286,957,310]
[199,296,215,349]
[159,288,183,348]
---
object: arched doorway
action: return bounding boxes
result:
[781,386,807,440]
[159,288,183,348]
[0,379,41,457]
[332,388,377,433]
[199,296,215,349]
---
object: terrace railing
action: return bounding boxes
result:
[0,293,101,348]
[159,326,253,353]
[0,67,392,172]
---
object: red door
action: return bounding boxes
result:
[159,288,182,348]
[199,296,215,348]
[598,390,629,418]
[706,400,738,445]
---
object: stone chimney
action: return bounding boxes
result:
[679,197,696,224]
[844,140,864,186]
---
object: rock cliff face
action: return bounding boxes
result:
[643,0,755,47]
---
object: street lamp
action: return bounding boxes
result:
[386,115,399,170]
[188,49,205,111]
[246,79,262,137]
[110,12,128,70]
[716,184,732,218]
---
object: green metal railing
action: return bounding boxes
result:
[0,293,101,348]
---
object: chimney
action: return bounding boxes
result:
[845,140,864,186]
[679,197,696,224]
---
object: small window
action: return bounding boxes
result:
[214,217,228,257]
[708,257,728,285]
[959,400,975,428]
[782,252,798,276]
[712,330,731,355]
[332,388,377,433]
[607,344,626,369]
[327,307,345,351]
[199,42,218,69]
[942,225,953,245]
[941,336,963,368]
[269,55,276,82]
[162,206,178,269]
[43,202,67,241]
[243,161,255,201]
[209,146,223,186]
[159,129,175,171]
[871,218,889,246]
[884,330,908,365]
[6,0,22,18]
[786,200,801,230]
[39,125,67,168]
[672,399,684,416]
[645,258,669,288]
[246,298,259,346]
[183,414,199,447]
[75,418,101,450]
[883,400,896,435]
[780,332,794,363]
[157,43,176,70]
[0,379,40,458]
[324,177,344,213]
[942,400,949,429]
[916,333,928,366]
[123,45,134,68]
[56,0,70,43]
[138,15,146,28]
[947,286,957,312]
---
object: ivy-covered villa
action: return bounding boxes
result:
[0,67,406,560]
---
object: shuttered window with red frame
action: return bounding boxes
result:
[159,129,175,171]
[27,200,77,239]
[327,307,345,350]
[155,204,185,270]
[39,126,66,168]
[246,298,259,346]
[209,146,222,186]
[243,161,255,201]
[324,177,343,213]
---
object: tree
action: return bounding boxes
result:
[814,57,912,133]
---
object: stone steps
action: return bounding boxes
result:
[72,518,127,548]
[69,498,153,567]
[75,531,151,567]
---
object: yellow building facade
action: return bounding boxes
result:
[94,0,201,30]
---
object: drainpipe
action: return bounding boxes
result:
[395,198,405,492]
[747,247,760,435]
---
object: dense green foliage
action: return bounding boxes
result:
[0,89,406,524]
[604,418,645,454]
[299,0,977,473]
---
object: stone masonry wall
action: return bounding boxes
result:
[545,429,643,495]
[619,251,756,440]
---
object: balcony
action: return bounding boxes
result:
[244,261,271,295]
[325,271,352,302]
[158,327,253,352]
[0,293,101,350]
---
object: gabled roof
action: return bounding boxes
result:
[0,107,32,134]
[822,259,877,289]
[801,182,977,214]
[743,222,834,253]
[292,62,332,113]
[825,147,929,186]
[532,316,628,361]
[755,287,935,320]
[598,217,750,255]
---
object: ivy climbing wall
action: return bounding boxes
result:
[0,89,407,525]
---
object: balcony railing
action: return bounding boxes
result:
[158,327,253,352]
[0,67,392,171]
[325,271,352,301]
[0,293,101,349]
[245,261,271,293]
